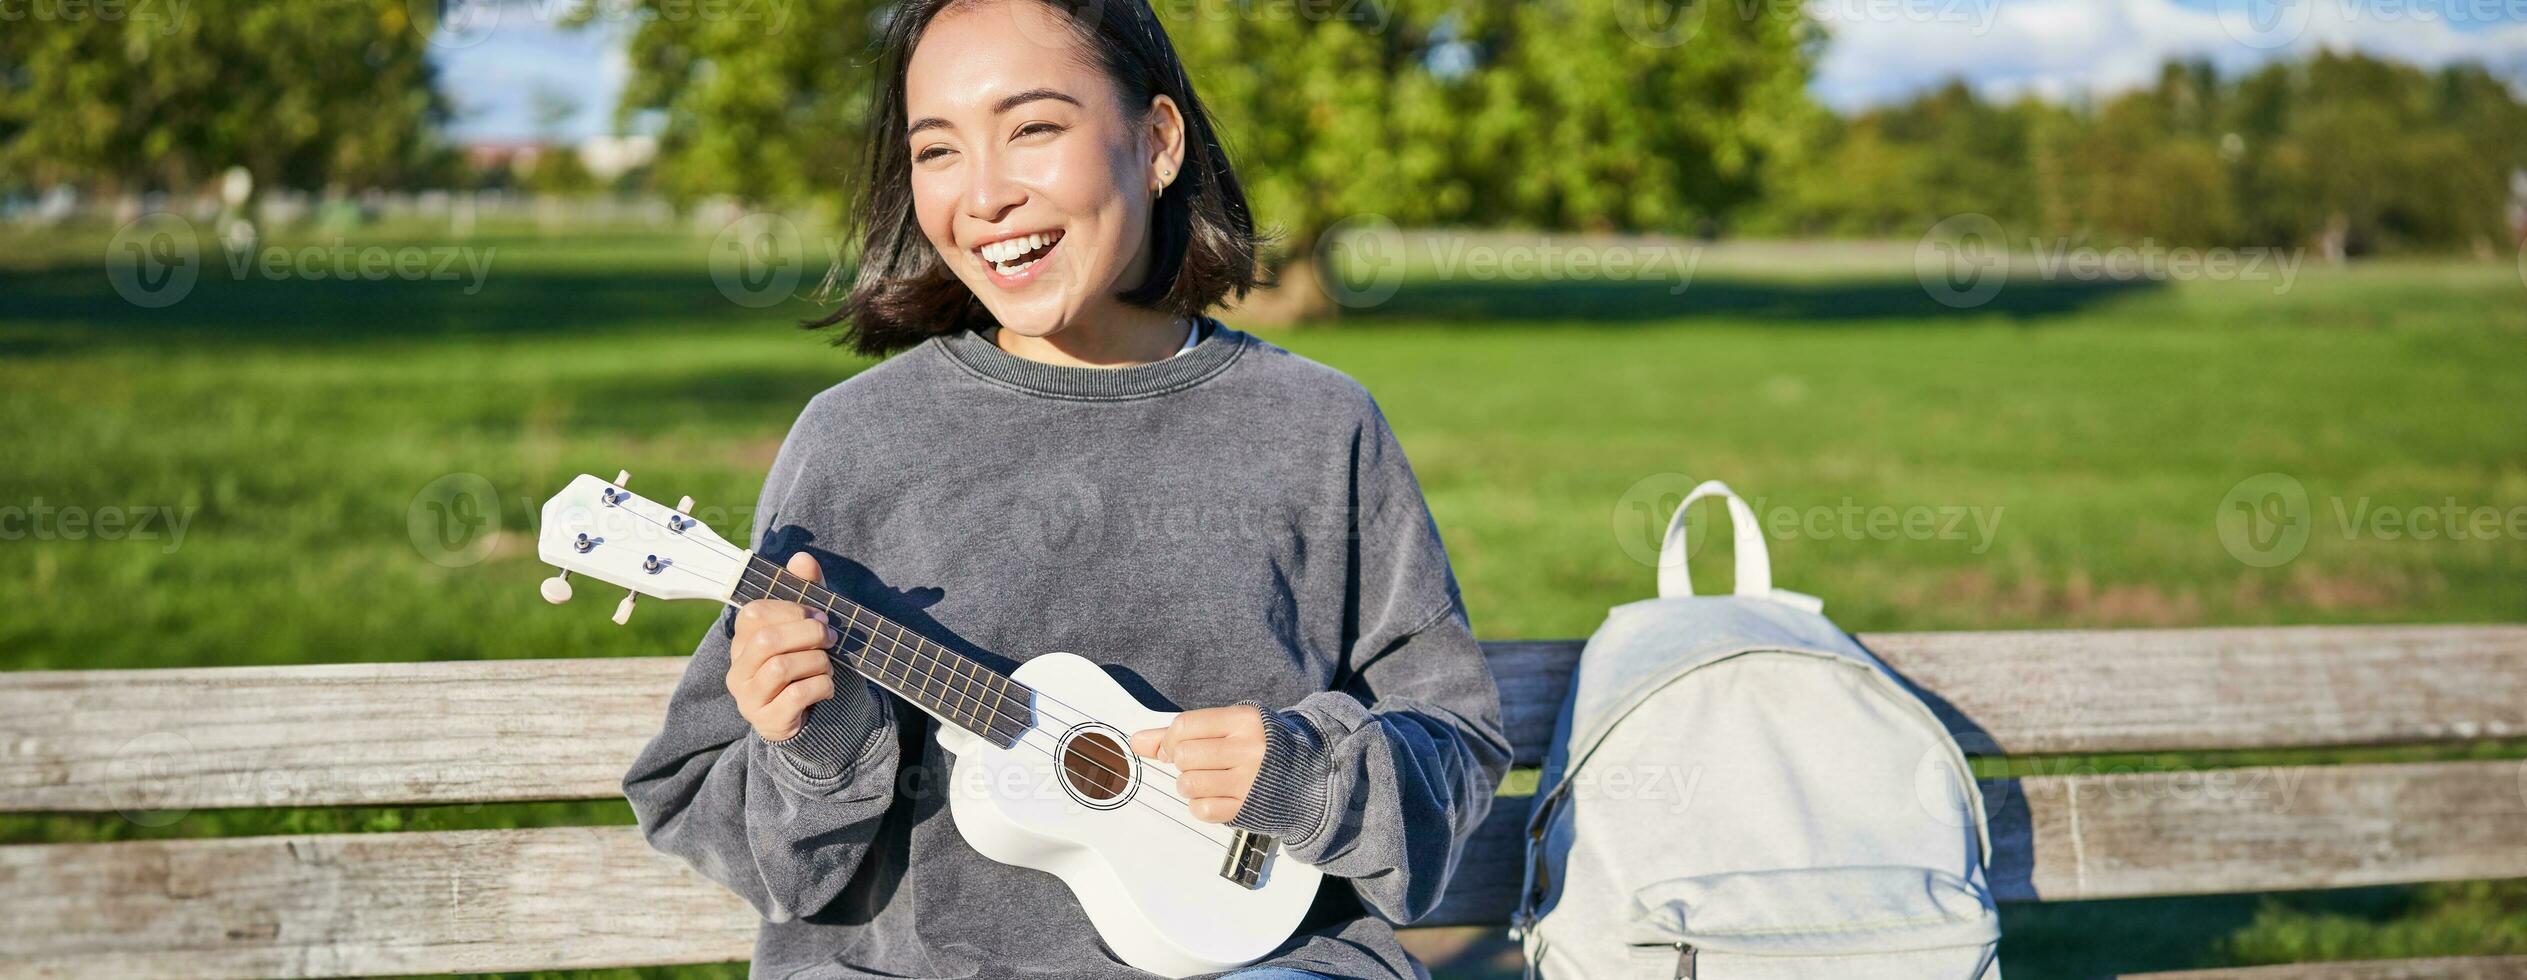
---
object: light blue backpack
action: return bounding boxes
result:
[1510,481,2001,979]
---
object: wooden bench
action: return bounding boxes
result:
[4,624,2523,978]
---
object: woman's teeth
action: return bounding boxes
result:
[980,231,1061,276]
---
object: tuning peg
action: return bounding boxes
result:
[540,570,574,604]
[602,471,635,507]
[612,590,638,625]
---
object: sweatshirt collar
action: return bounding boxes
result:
[933,315,1246,401]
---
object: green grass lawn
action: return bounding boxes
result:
[3,223,2522,978]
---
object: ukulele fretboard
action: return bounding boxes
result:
[733,556,1034,748]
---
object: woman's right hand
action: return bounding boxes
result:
[727,550,841,744]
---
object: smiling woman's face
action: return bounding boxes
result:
[904,0,1183,340]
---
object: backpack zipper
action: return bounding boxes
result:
[1625,940,1697,977]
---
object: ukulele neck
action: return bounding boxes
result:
[731,556,1034,748]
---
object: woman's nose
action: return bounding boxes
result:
[961,153,1025,222]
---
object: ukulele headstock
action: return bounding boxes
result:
[535,472,748,622]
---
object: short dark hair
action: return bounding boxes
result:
[805,0,1271,356]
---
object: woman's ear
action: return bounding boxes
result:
[1146,94,1187,195]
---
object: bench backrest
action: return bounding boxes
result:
[3,625,2523,978]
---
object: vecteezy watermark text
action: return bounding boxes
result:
[221,238,495,293]
[1314,214,1706,308]
[0,0,190,34]
[2217,471,2527,566]
[1424,235,1704,294]
[1613,474,2005,568]
[0,499,196,554]
[107,214,499,308]
[2027,237,2305,294]
[1916,214,2308,309]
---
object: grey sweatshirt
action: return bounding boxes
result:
[622,318,1512,980]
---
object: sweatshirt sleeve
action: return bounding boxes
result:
[620,396,904,923]
[1225,395,1514,924]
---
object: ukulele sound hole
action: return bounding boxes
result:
[1058,726,1134,807]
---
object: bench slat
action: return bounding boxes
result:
[5,625,2521,813]
[0,824,756,980]
[0,658,690,813]
[1425,758,2527,924]
[1496,624,2527,763]
[7,760,2519,978]
[1855,625,2527,757]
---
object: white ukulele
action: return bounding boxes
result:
[535,472,1324,977]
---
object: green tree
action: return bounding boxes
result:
[1166,0,1817,244]
[1750,82,2055,238]
[1757,50,2527,255]
[608,0,874,215]
[0,0,449,196]
[2228,52,2522,255]
[610,0,1819,309]
[525,82,598,195]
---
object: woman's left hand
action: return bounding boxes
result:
[1129,705,1267,823]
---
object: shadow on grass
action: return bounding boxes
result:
[0,262,831,350]
[0,259,2171,358]
[1333,274,2164,325]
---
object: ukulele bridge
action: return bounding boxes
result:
[1220,828,1276,888]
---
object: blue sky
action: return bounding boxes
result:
[1812,0,2527,110]
[436,0,2527,141]
[431,9,633,143]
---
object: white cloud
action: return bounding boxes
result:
[1811,0,2527,110]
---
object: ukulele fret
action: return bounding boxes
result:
[750,560,1033,749]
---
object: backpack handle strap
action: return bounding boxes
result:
[1658,480,1828,612]
[1656,480,1771,599]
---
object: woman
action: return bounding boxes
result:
[622,0,1510,977]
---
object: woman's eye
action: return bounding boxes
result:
[914,145,952,164]
[1014,121,1063,141]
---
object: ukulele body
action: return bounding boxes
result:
[933,651,1326,977]
[527,474,1323,976]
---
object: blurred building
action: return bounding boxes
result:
[577,135,658,183]
[459,135,654,186]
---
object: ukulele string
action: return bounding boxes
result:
[607,502,1231,848]
[611,505,1202,802]
[735,550,1201,784]
[651,538,1204,817]
[731,559,1212,813]
[653,544,1236,851]
[728,558,1199,792]
[599,496,1169,756]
